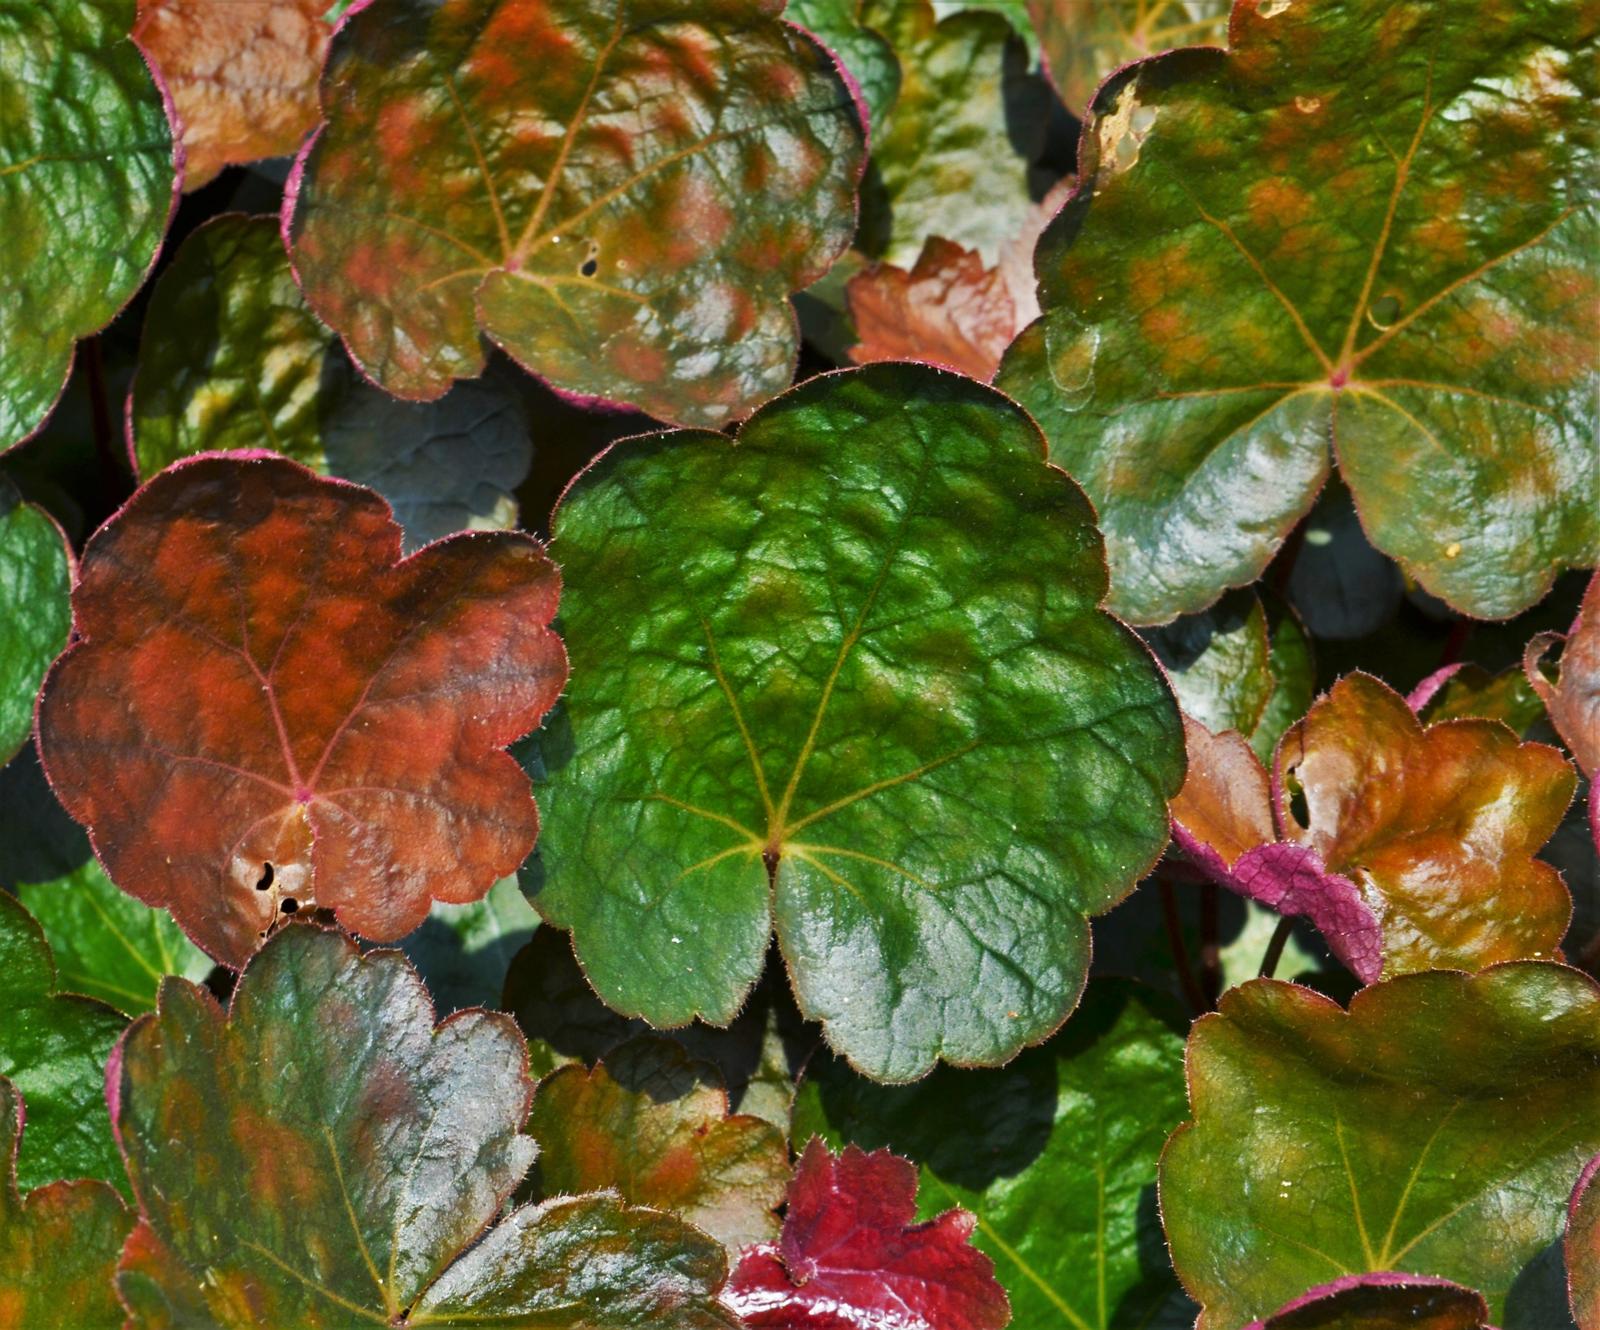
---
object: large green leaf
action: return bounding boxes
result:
[787,0,901,131]
[0,1078,132,1330]
[0,0,177,452]
[0,480,72,764]
[1161,964,1600,1328]
[860,0,1050,265]
[285,0,864,428]
[397,874,539,1015]
[130,215,532,551]
[112,925,738,1326]
[997,0,1599,625]
[0,893,125,1195]
[530,362,1183,1082]
[794,979,1190,1328]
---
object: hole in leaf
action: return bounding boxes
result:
[255,862,274,891]
[280,896,299,914]
[580,257,598,277]
[1366,291,1403,330]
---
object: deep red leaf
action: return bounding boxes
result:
[36,454,566,968]
[723,1138,1009,1330]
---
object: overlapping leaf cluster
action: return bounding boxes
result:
[1,0,1596,1325]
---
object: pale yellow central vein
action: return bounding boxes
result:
[703,619,774,822]
[1335,1115,1378,1269]
[324,1127,394,1318]
[239,1240,388,1323]
[1377,1105,1459,1266]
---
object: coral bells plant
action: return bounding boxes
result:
[0,0,1596,1325]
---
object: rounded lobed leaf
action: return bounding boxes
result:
[285,0,865,427]
[111,924,737,1327]
[130,214,534,552]
[723,1136,1010,1329]
[0,0,178,453]
[0,893,126,1196]
[133,0,329,189]
[997,0,1600,624]
[36,453,567,968]
[531,362,1184,1082]
[794,978,1191,1329]
[1160,963,1600,1328]
[528,1035,789,1249]
[0,1077,132,1330]
[0,483,72,766]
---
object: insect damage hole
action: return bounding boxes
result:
[255,862,274,891]
[280,897,299,915]
[579,238,600,278]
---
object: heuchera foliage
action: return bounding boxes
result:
[1,0,1596,1325]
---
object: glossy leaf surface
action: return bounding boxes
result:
[0,484,72,764]
[788,0,901,130]
[1279,672,1574,974]
[0,893,125,1195]
[0,0,177,452]
[1029,1,1228,115]
[287,0,864,427]
[16,859,211,1016]
[1161,965,1600,1327]
[1246,1274,1492,1330]
[532,363,1183,1081]
[133,0,328,188]
[723,1137,1009,1329]
[528,1036,789,1249]
[1527,572,1600,856]
[1173,673,1575,981]
[37,454,566,967]
[861,0,1048,266]
[131,215,533,551]
[794,979,1189,1328]
[111,925,737,1327]
[0,1078,132,1330]
[998,0,1600,624]
[1571,1154,1600,1330]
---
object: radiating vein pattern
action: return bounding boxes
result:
[534,364,1183,1081]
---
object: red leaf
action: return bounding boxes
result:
[36,454,566,968]
[723,1138,1009,1330]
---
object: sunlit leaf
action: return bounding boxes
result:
[112,924,738,1327]
[0,893,125,1194]
[1245,1274,1493,1330]
[1028,0,1227,115]
[722,1137,1009,1329]
[1161,964,1600,1328]
[36,454,566,968]
[133,0,328,189]
[860,0,1051,266]
[0,0,177,452]
[285,0,865,427]
[998,0,1600,624]
[529,363,1183,1082]
[0,1077,132,1330]
[1570,1154,1600,1330]
[1408,662,1545,735]
[787,0,901,130]
[131,215,533,551]
[528,1035,789,1249]
[1173,673,1575,981]
[0,481,72,765]
[794,979,1189,1329]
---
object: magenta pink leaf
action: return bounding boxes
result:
[722,1138,1009,1330]
[36,453,567,968]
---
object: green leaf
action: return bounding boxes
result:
[530,363,1183,1082]
[0,481,72,765]
[0,1077,133,1330]
[285,0,865,428]
[1161,964,1600,1327]
[997,0,1600,625]
[130,215,531,551]
[1253,590,1315,764]
[528,1035,789,1250]
[860,0,1051,265]
[787,0,901,131]
[0,0,176,452]
[16,858,211,1016]
[794,979,1190,1329]
[1248,1275,1494,1330]
[0,893,125,1195]
[1146,588,1275,739]
[112,924,737,1326]
[1569,1155,1600,1330]
[397,873,539,1015]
